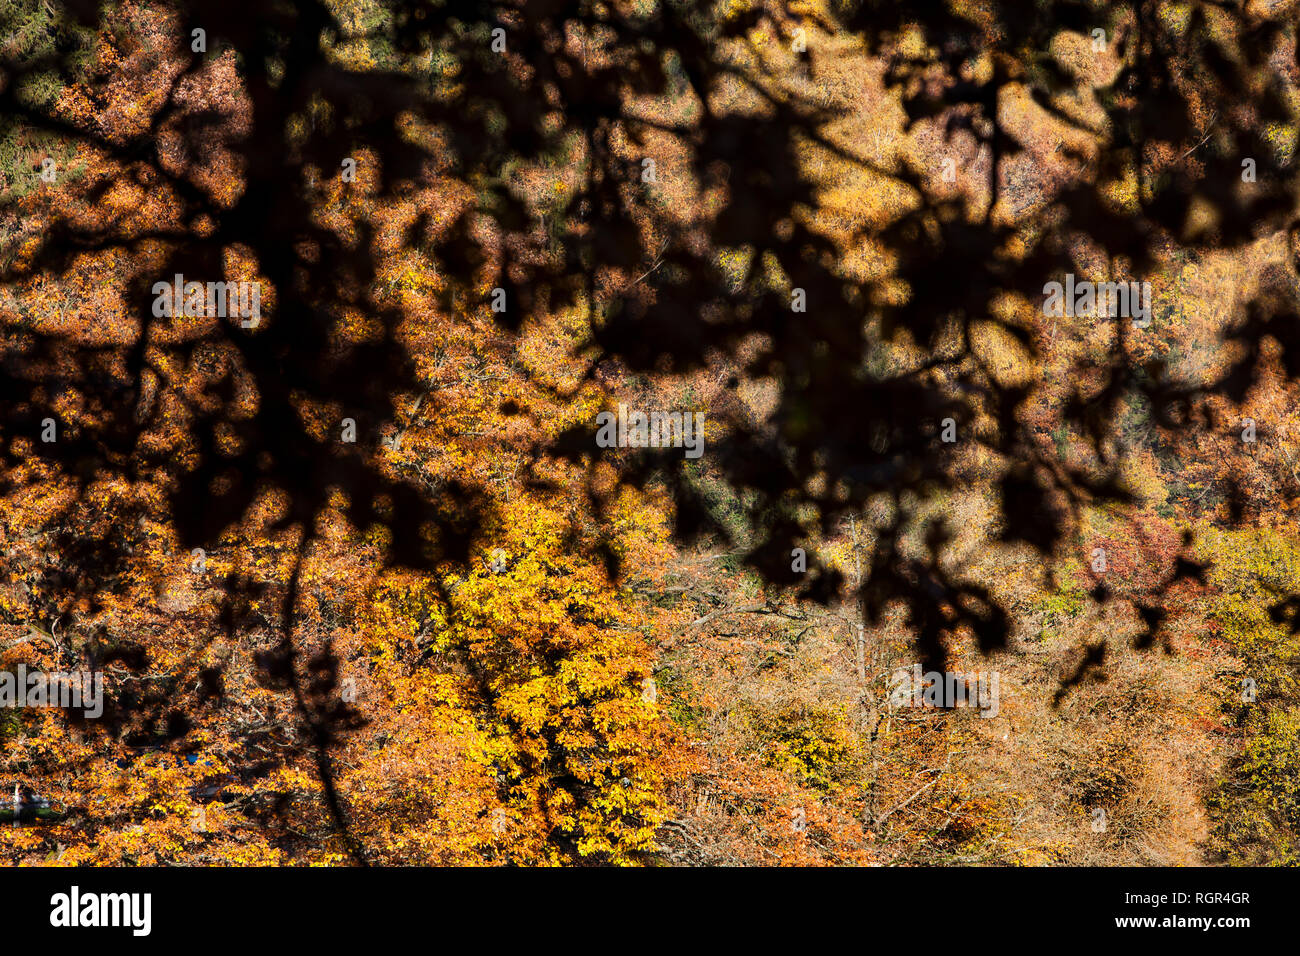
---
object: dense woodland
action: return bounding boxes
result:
[1,0,1299,866]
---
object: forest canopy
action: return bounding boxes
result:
[1,0,1299,866]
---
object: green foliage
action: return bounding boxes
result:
[0,708,19,747]
[1031,582,1085,641]
[1199,527,1300,864]
[0,0,93,201]
[651,662,706,734]
[1032,585,1085,621]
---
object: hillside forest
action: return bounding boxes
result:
[2,0,1300,866]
